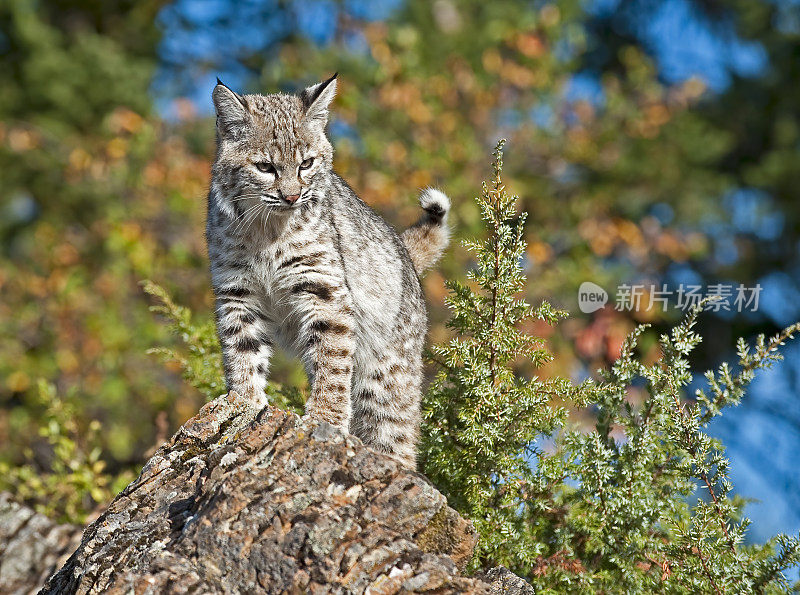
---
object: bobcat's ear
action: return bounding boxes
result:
[301,73,338,125]
[213,79,249,139]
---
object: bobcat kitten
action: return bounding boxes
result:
[206,74,450,467]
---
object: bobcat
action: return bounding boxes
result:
[205,74,450,467]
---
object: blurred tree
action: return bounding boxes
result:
[0,0,209,474]
[698,0,800,295]
[0,0,165,232]
[575,0,800,520]
[577,0,800,329]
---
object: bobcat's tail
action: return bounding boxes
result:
[401,188,451,275]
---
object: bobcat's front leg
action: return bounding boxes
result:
[294,282,355,429]
[214,287,274,406]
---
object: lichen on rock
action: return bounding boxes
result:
[37,391,503,594]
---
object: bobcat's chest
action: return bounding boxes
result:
[248,222,341,326]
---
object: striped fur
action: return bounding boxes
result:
[205,76,450,467]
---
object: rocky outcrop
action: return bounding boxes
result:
[38,391,502,594]
[478,567,536,594]
[0,494,82,595]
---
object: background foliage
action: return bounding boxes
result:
[2,0,800,586]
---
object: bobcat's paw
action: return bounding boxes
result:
[229,387,269,409]
[302,407,349,431]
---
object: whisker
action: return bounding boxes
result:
[243,205,265,234]
[231,204,261,235]
[240,213,260,236]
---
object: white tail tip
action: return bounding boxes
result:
[419,188,450,220]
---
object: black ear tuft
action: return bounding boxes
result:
[301,73,339,112]
[212,82,249,139]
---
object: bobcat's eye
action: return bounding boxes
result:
[255,162,276,175]
[299,157,314,170]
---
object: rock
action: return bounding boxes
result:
[414,504,478,572]
[478,567,536,594]
[0,493,82,595]
[40,392,496,594]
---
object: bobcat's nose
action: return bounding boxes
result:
[283,193,300,205]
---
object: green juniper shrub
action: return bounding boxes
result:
[420,141,800,592]
[419,140,590,569]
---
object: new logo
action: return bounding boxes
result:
[578,281,608,313]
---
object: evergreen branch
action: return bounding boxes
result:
[487,139,506,397]
[694,544,724,595]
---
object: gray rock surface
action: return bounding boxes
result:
[0,493,81,595]
[38,391,497,594]
[478,567,536,594]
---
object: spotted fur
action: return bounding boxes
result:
[205,75,450,467]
